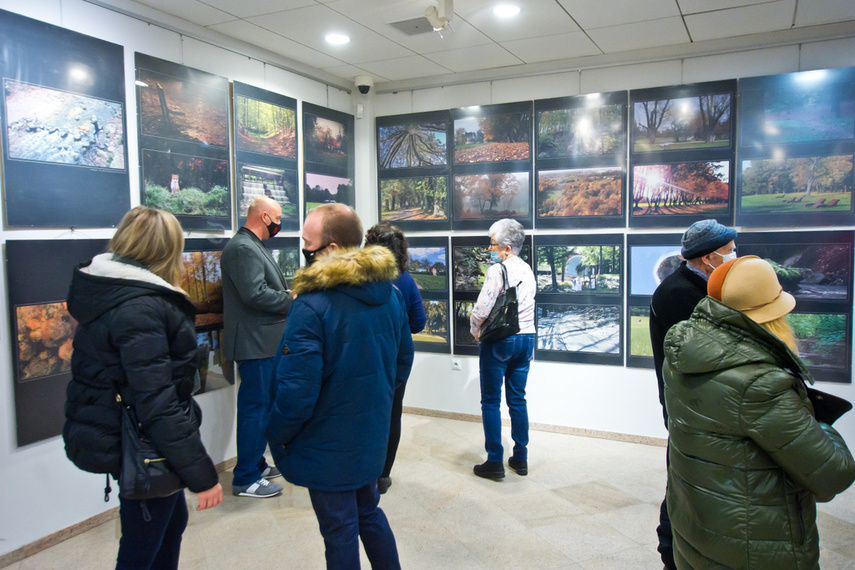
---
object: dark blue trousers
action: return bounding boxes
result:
[234,358,275,486]
[116,491,187,570]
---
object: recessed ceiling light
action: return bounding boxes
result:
[325,33,350,45]
[493,4,520,18]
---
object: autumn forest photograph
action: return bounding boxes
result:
[235,95,296,159]
[538,167,622,218]
[180,251,223,331]
[454,112,530,163]
[454,172,530,220]
[632,160,730,216]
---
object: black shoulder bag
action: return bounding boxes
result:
[479,263,520,344]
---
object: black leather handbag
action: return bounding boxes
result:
[479,263,520,344]
[807,387,852,425]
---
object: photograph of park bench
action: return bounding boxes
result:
[407,246,448,291]
[632,92,731,153]
[380,176,448,223]
[534,244,621,294]
[234,93,296,159]
[739,155,852,215]
[304,172,354,213]
[537,166,623,219]
[536,102,624,159]
[237,164,298,221]
[378,118,448,168]
[536,303,621,355]
[142,149,229,217]
[453,171,530,221]
[631,160,730,217]
[454,108,530,163]
[304,111,349,170]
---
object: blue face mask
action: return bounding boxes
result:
[490,250,502,263]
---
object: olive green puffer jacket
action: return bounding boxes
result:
[663,297,855,570]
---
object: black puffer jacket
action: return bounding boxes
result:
[63,253,218,494]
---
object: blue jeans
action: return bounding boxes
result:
[308,482,400,569]
[233,358,275,486]
[479,333,534,463]
[116,492,187,570]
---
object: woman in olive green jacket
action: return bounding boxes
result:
[663,256,855,569]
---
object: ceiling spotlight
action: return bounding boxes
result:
[325,33,350,45]
[425,0,453,31]
[493,4,520,18]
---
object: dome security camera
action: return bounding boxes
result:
[355,75,373,95]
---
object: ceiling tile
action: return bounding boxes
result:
[685,0,795,42]
[503,32,601,63]
[678,0,772,15]
[358,56,454,81]
[200,0,315,19]
[454,0,581,42]
[134,0,236,26]
[587,17,690,53]
[246,4,414,64]
[424,43,525,73]
[794,0,855,27]
[318,63,375,82]
[556,0,679,29]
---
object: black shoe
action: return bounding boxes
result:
[508,457,528,476]
[473,461,505,481]
[377,476,392,494]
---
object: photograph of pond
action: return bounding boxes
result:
[304,113,349,169]
[790,312,849,370]
[454,301,478,348]
[628,306,653,357]
[234,94,296,159]
[237,164,298,222]
[15,302,76,383]
[739,155,852,215]
[415,300,449,345]
[454,172,530,221]
[4,79,125,169]
[537,167,622,218]
[378,119,447,168]
[537,103,624,159]
[536,303,621,354]
[632,160,730,216]
[305,172,354,212]
[629,244,683,296]
[408,247,448,291]
[738,245,851,301]
[380,176,448,222]
[453,243,531,292]
[454,111,530,163]
[632,93,731,153]
[535,244,621,294]
[142,149,229,217]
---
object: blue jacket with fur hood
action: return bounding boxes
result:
[265,246,414,492]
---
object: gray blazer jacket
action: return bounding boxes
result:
[221,228,292,361]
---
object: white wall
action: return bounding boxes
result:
[1,0,854,559]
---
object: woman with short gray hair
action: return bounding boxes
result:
[469,218,536,481]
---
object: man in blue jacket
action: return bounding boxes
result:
[265,204,414,568]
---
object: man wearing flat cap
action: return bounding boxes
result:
[648,218,737,570]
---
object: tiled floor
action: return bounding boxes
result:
[10,414,855,569]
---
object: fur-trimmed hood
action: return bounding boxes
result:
[291,246,399,299]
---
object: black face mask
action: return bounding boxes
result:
[266,218,281,238]
[302,244,329,266]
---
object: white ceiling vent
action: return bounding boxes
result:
[389,16,436,36]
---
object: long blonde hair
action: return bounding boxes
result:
[109,206,184,286]
[760,316,799,355]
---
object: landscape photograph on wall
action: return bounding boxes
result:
[632,93,731,153]
[739,155,852,214]
[535,245,621,294]
[305,172,354,211]
[14,302,76,383]
[454,301,477,347]
[196,330,232,394]
[142,150,229,217]
[537,104,623,158]
[180,250,223,331]
[454,172,530,220]
[407,247,448,291]
[235,94,296,159]
[536,303,620,354]
[378,120,447,168]
[238,164,298,220]
[4,79,125,170]
[738,242,851,301]
[137,68,227,147]
[453,245,531,292]
[415,300,449,345]
[759,84,854,144]
[628,306,653,357]
[790,312,849,370]
[629,244,682,296]
[632,160,730,216]
[454,111,530,163]
[537,167,622,218]
[380,176,448,222]
[304,113,348,169]
[268,247,300,286]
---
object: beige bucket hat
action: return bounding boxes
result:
[707,255,796,324]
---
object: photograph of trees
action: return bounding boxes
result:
[629,306,653,357]
[304,113,348,169]
[536,304,620,354]
[538,167,622,218]
[380,176,447,222]
[415,300,449,344]
[408,247,447,291]
[740,155,852,214]
[454,301,477,347]
[4,79,125,169]
[378,121,447,168]
[632,161,729,216]
[454,112,530,163]
[142,150,229,217]
[760,85,854,144]
[633,94,731,152]
[738,243,851,301]
[15,302,76,382]
[535,245,620,294]
[137,68,227,147]
[454,172,530,220]
[790,312,848,370]
[305,172,354,211]
[269,247,300,286]
[537,104,623,158]
[180,251,223,330]
[235,94,296,159]
[453,245,531,292]
[238,164,298,220]
[629,245,682,296]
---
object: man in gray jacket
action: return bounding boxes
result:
[222,196,292,498]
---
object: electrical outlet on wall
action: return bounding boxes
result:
[451,359,461,371]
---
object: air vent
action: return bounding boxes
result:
[389,16,436,36]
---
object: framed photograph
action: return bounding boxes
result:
[536,91,626,160]
[407,236,450,354]
[789,312,851,383]
[303,102,354,172]
[453,300,479,356]
[452,102,532,165]
[136,53,231,231]
[535,166,624,228]
[304,172,354,214]
[628,306,654,358]
[263,236,301,288]
[0,10,130,227]
[416,299,451,353]
[378,112,450,169]
[233,82,298,230]
[452,170,532,230]
[6,239,108,447]
[379,175,449,230]
[535,303,622,364]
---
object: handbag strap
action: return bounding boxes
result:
[499,262,510,291]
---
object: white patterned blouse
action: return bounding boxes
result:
[470,255,536,340]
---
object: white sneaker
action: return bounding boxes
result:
[232,478,283,498]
